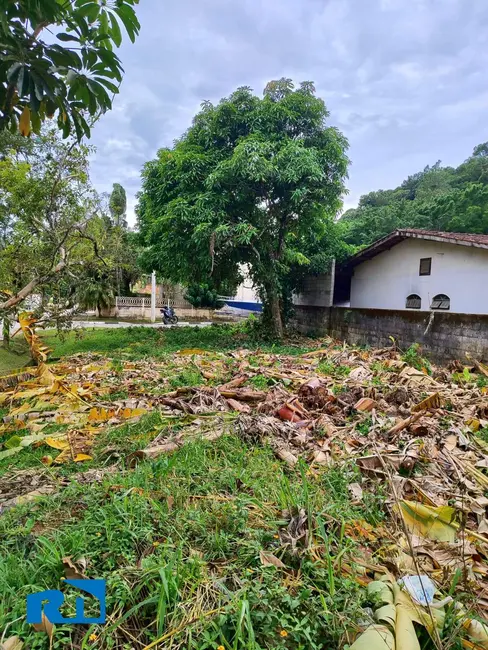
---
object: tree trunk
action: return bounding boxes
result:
[2,318,10,349]
[268,289,283,338]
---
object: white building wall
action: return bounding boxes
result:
[350,238,488,314]
[234,279,260,303]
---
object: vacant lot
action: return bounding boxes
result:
[1,324,488,649]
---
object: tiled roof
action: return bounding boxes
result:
[397,229,488,246]
[344,228,488,268]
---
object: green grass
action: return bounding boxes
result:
[0,430,383,649]
[42,324,317,361]
[0,339,32,375]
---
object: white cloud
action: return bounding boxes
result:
[87,0,488,215]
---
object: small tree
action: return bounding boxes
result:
[138,80,349,336]
[109,183,127,228]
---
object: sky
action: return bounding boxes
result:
[89,0,488,226]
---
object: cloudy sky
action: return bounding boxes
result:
[89,0,488,225]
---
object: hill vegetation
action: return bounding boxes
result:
[340,142,488,247]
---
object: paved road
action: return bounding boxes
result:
[71,320,213,329]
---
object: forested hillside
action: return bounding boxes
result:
[340,142,488,247]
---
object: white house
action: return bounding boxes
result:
[336,229,488,314]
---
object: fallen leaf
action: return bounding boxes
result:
[399,500,457,543]
[444,434,458,452]
[349,625,395,650]
[177,348,207,356]
[354,397,376,412]
[348,482,364,500]
[0,636,23,650]
[45,437,69,451]
[467,619,488,649]
[73,453,92,462]
[412,392,442,412]
[226,398,251,413]
[32,612,53,641]
[62,556,87,580]
[259,550,287,569]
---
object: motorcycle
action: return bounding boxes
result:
[160,305,179,325]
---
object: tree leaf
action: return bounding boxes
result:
[109,12,122,47]
[19,106,31,137]
[57,33,80,42]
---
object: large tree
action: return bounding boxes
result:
[0,0,140,140]
[138,79,349,336]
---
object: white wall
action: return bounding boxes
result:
[350,238,488,314]
[234,279,260,303]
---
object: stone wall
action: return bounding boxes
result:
[293,305,488,362]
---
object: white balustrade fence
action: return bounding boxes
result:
[116,295,194,311]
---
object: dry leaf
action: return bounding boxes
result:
[32,612,53,641]
[62,556,87,580]
[354,397,376,412]
[73,453,92,462]
[348,482,364,500]
[0,636,23,650]
[259,550,287,569]
[412,392,442,412]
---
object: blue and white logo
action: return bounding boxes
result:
[26,579,106,625]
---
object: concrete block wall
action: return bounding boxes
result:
[293,264,335,308]
[293,305,488,362]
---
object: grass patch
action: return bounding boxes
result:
[0,339,32,375]
[0,434,380,649]
[42,324,317,361]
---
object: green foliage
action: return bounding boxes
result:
[340,142,488,246]
[75,265,116,314]
[402,343,431,373]
[184,283,224,309]
[43,324,317,362]
[138,79,349,336]
[0,132,141,318]
[0,0,140,140]
[109,182,127,228]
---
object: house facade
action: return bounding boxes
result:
[338,230,488,314]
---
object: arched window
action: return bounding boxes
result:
[406,294,421,309]
[431,294,450,310]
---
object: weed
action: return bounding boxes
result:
[249,374,271,390]
[356,418,372,436]
[318,360,351,378]
[169,367,203,389]
[477,375,488,389]
[402,343,432,374]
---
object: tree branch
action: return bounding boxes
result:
[0,248,66,311]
